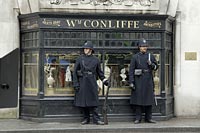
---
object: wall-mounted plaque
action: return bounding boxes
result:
[185,52,197,60]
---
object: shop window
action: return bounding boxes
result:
[44,52,79,96]
[22,52,39,96]
[166,33,172,50]
[153,53,161,95]
[21,32,39,48]
[43,52,105,96]
[165,51,172,95]
[104,52,132,96]
[41,31,163,96]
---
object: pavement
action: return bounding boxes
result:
[0,117,200,133]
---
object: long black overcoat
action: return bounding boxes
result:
[129,52,158,106]
[73,54,105,107]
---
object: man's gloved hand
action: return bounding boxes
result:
[147,60,152,65]
[129,83,136,90]
[74,86,80,92]
[147,60,156,69]
[151,63,156,69]
[103,79,109,86]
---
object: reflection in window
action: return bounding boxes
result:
[22,52,39,96]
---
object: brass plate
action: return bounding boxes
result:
[185,52,197,60]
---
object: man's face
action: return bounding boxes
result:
[84,48,92,55]
[139,46,148,53]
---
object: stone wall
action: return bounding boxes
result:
[174,0,200,117]
[16,0,178,16]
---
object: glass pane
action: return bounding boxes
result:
[130,40,137,47]
[130,33,136,39]
[83,32,90,38]
[123,33,129,39]
[143,33,148,39]
[165,51,172,95]
[91,32,97,38]
[44,32,51,38]
[153,53,161,95]
[64,32,70,38]
[92,40,100,47]
[148,40,161,47]
[93,53,104,96]
[44,52,103,96]
[21,32,39,48]
[104,52,133,96]
[44,52,79,96]
[135,33,143,39]
[165,33,172,49]
[71,39,84,46]
[22,52,39,96]
[63,40,70,46]
[71,32,82,38]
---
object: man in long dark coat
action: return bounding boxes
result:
[73,41,108,125]
[129,38,158,124]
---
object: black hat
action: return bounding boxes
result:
[137,39,148,47]
[82,41,94,51]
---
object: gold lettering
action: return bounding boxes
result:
[143,21,161,28]
[42,19,60,26]
[42,19,52,25]
[134,21,140,28]
[100,20,107,28]
[91,20,99,28]
[127,21,133,28]
[61,19,141,29]
[27,23,39,29]
[121,20,127,28]
[21,21,30,26]
[53,20,61,26]
[108,20,115,28]
[116,20,120,28]
[77,20,82,24]
[84,20,91,28]
[66,20,76,27]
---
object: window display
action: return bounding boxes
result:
[44,53,78,96]
[22,52,39,95]
[21,31,163,97]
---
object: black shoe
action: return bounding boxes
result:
[94,120,104,125]
[81,119,90,125]
[134,120,141,124]
[145,119,156,123]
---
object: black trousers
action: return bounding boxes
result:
[81,106,100,122]
[135,105,152,121]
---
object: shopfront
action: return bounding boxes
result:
[19,13,175,121]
